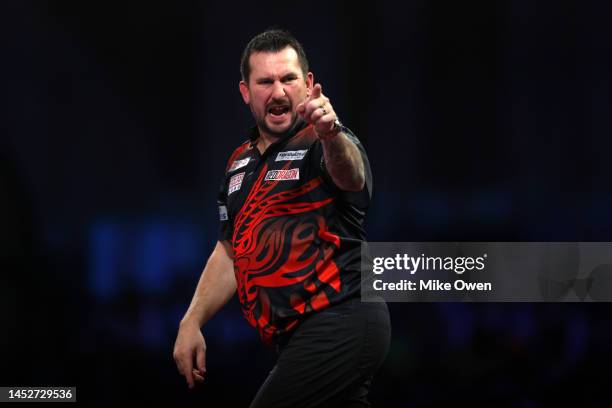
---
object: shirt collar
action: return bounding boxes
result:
[248,120,308,149]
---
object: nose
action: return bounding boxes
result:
[271,80,287,99]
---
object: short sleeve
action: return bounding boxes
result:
[315,128,373,209]
[217,173,233,242]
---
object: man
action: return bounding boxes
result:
[173,29,390,407]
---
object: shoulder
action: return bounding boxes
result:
[224,140,252,173]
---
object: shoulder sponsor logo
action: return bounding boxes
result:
[228,172,245,195]
[228,157,250,172]
[275,149,307,161]
[218,205,228,221]
[264,168,300,181]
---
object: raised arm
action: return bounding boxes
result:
[297,83,365,192]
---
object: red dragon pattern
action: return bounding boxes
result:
[231,161,341,343]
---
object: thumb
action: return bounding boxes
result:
[297,102,305,114]
[196,346,206,375]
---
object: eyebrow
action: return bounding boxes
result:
[255,73,299,83]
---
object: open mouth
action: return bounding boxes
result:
[267,104,291,118]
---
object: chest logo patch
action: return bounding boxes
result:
[275,149,307,161]
[228,157,250,172]
[264,168,300,181]
[228,172,245,195]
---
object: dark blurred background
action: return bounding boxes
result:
[2,1,612,406]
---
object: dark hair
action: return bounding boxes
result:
[240,29,309,83]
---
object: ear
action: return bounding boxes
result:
[306,72,314,93]
[239,81,250,104]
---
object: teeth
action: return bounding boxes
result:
[269,106,288,115]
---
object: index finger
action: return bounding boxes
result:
[311,83,322,99]
[181,356,195,388]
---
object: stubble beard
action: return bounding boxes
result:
[251,105,302,140]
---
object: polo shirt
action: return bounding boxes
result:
[217,120,372,344]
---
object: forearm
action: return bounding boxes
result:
[321,132,365,192]
[180,241,236,328]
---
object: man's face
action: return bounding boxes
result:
[239,47,313,139]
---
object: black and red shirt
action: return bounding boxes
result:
[217,120,372,344]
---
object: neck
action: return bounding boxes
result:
[255,131,277,154]
[252,120,305,154]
